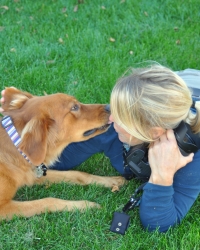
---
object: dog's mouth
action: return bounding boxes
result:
[83,124,110,137]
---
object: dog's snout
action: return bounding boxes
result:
[105,104,110,113]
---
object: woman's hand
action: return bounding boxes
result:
[148,129,194,186]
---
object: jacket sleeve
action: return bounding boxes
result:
[139,150,200,232]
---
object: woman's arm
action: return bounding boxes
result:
[140,156,200,232]
[139,130,200,232]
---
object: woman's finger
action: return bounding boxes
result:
[181,153,194,167]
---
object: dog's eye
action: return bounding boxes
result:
[71,104,79,111]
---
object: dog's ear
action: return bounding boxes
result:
[19,115,54,166]
[2,87,33,111]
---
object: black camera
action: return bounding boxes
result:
[123,121,198,182]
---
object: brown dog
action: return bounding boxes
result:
[0,87,125,220]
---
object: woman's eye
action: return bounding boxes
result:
[71,104,79,111]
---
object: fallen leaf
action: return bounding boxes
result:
[15,7,22,12]
[74,5,78,12]
[144,11,148,16]
[101,6,106,10]
[62,7,67,13]
[1,6,9,10]
[46,60,55,65]
[58,38,64,43]
[109,37,115,42]
[176,40,180,45]
[111,185,119,192]
[10,48,16,52]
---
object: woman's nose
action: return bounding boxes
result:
[109,114,114,123]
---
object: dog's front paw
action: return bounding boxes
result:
[104,176,127,189]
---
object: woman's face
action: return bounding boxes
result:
[109,114,142,146]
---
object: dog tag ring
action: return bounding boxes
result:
[35,165,44,178]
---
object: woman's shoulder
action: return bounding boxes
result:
[174,149,200,186]
[176,69,200,96]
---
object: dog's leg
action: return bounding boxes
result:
[35,170,126,188]
[0,199,99,220]
[0,172,100,220]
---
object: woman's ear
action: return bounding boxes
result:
[151,127,165,139]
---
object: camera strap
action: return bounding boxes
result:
[122,182,146,212]
[110,182,146,235]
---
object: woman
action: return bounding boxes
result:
[51,65,200,232]
[108,66,200,232]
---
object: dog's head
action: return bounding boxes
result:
[1,87,110,166]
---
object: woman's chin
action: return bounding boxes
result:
[118,135,127,143]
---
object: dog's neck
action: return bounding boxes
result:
[2,116,31,162]
[1,115,47,177]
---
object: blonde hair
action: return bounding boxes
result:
[110,65,200,142]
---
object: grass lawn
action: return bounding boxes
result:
[0,0,200,249]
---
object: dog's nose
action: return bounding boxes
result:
[105,104,110,113]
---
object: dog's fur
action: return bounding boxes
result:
[0,87,125,220]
